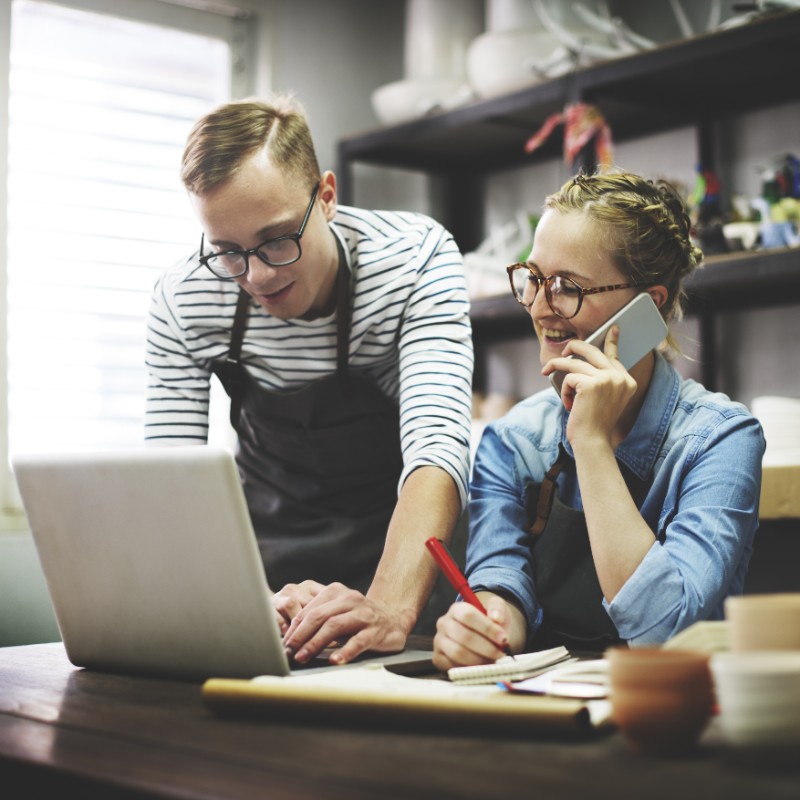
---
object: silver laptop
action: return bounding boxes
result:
[11,446,432,682]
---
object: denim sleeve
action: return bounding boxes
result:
[606,412,765,645]
[464,425,543,635]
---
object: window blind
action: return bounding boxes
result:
[6,0,234,458]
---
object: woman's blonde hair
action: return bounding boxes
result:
[180,94,321,195]
[545,171,704,353]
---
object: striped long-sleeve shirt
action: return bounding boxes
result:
[145,205,474,508]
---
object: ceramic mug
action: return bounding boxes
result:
[607,647,715,755]
[725,594,800,652]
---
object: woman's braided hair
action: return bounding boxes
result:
[545,171,704,353]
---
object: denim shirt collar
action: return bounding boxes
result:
[560,351,681,481]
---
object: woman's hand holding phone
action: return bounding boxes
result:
[546,293,667,399]
[552,326,639,448]
[542,293,666,448]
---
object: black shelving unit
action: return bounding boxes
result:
[337,9,800,391]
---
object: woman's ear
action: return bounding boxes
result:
[647,285,669,310]
[318,170,338,221]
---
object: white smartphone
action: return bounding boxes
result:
[550,292,668,396]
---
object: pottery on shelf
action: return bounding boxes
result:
[371,0,481,125]
[371,79,472,126]
[466,27,566,98]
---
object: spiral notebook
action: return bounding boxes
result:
[447,646,571,685]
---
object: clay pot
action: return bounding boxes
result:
[607,647,715,755]
[725,593,800,652]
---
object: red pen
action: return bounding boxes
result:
[425,536,514,658]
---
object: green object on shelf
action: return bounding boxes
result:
[516,215,540,263]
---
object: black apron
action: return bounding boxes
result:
[210,244,403,594]
[524,446,627,653]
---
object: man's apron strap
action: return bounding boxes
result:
[223,235,351,427]
[224,288,253,429]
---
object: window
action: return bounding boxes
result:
[2,0,252,513]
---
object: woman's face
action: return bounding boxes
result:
[526,209,641,367]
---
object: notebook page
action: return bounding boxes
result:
[447,646,571,685]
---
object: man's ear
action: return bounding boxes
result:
[647,285,668,310]
[318,170,338,221]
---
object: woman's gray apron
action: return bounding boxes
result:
[210,250,403,595]
[524,446,636,653]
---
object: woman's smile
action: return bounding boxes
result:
[541,327,575,344]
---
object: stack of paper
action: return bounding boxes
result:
[503,659,609,700]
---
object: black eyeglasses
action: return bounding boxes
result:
[506,262,649,319]
[199,184,319,279]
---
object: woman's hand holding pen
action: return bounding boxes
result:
[432,592,526,672]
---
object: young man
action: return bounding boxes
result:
[145,96,473,665]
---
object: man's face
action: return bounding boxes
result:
[191,149,339,321]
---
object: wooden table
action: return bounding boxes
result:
[1,643,798,800]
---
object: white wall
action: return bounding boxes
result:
[263,0,434,212]
[264,2,412,174]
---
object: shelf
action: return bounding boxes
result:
[686,247,800,312]
[338,10,800,394]
[339,9,800,176]
[470,247,800,344]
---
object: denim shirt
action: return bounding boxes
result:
[466,352,766,647]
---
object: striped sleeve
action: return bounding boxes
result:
[392,218,473,508]
[336,207,473,508]
[144,266,231,444]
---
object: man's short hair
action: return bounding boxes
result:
[180,95,321,195]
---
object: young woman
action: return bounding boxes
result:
[433,171,765,669]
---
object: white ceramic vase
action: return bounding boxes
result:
[371,0,482,125]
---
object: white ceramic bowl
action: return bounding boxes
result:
[722,221,760,251]
[717,715,800,748]
[711,651,800,682]
[719,686,800,705]
[371,78,470,126]
[711,652,800,746]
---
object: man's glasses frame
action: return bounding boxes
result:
[198,183,319,279]
[506,262,650,320]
